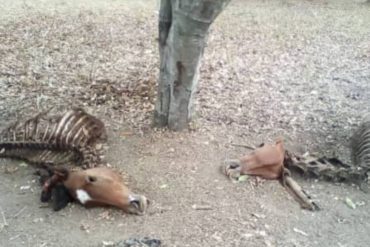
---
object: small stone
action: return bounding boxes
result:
[159,184,168,189]
[33,218,44,223]
[101,241,114,247]
[345,197,356,209]
[95,143,103,150]
[80,223,90,233]
[20,185,31,190]
[242,233,254,239]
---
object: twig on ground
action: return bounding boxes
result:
[192,204,213,210]
[9,234,21,241]
[0,72,26,77]
[0,206,9,232]
[293,227,308,236]
[230,143,256,150]
[13,206,27,218]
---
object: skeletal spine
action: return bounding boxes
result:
[285,122,370,186]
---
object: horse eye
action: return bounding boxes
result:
[88,176,97,183]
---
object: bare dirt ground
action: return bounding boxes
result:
[1,0,370,246]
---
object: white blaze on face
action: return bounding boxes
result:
[76,189,92,204]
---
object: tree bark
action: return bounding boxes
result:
[154,0,230,130]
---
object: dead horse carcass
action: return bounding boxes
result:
[224,139,319,211]
[0,108,148,215]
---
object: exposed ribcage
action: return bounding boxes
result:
[0,108,106,168]
[351,120,370,170]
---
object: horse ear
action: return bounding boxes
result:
[52,184,73,211]
[86,175,97,183]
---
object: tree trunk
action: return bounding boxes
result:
[154,0,230,130]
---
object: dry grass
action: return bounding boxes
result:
[1,0,370,246]
[198,0,370,160]
[0,0,159,131]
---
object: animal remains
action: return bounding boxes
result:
[0,108,149,214]
[224,122,370,210]
[282,120,370,192]
[224,139,319,211]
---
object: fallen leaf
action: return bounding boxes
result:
[159,184,168,189]
[238,175,249,182]
[19,162,28,167]
[345,197,356,209]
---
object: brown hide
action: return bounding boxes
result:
[225,140,320,211]
[229,139,285,179]
[239,139,285,179]
[238,139,285,179]
[63,167,149,215]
